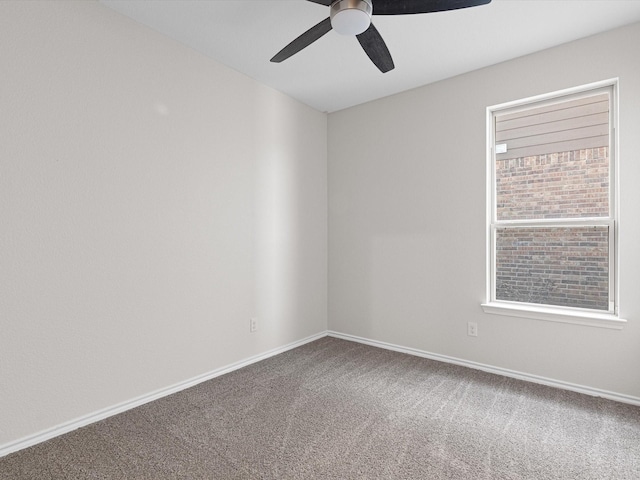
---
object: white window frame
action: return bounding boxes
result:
[482,80,625,329]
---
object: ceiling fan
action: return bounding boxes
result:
[271,0,492,73]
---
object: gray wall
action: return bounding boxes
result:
[328,22,640,399]
[0,1,327,447]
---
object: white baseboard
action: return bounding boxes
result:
[0,331,327,459]
[4,329,638,458]
[328,330,640,407]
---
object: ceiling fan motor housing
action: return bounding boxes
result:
[330,0,373,36]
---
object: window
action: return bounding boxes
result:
[483,81,624,328]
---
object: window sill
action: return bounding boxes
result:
[481,302,626,330]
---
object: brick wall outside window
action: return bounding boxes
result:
[496,147,609,221]
[495,147,609,310]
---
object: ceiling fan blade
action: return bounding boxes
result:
[356,23,394,73]
[373,0,491,15]
[271,17,333,63]
[306,0,333,5]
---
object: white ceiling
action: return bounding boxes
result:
[100,0,640,113]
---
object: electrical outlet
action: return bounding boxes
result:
[250,317,258,333]
[467,322,478,337]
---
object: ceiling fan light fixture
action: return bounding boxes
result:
[330,0,372,36]
[272,0,492,73]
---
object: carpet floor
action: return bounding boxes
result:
[1,336,639,479]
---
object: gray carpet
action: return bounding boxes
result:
[1,336,639,479]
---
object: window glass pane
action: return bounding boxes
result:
[496,226,609,310]
[496,147,609,220]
